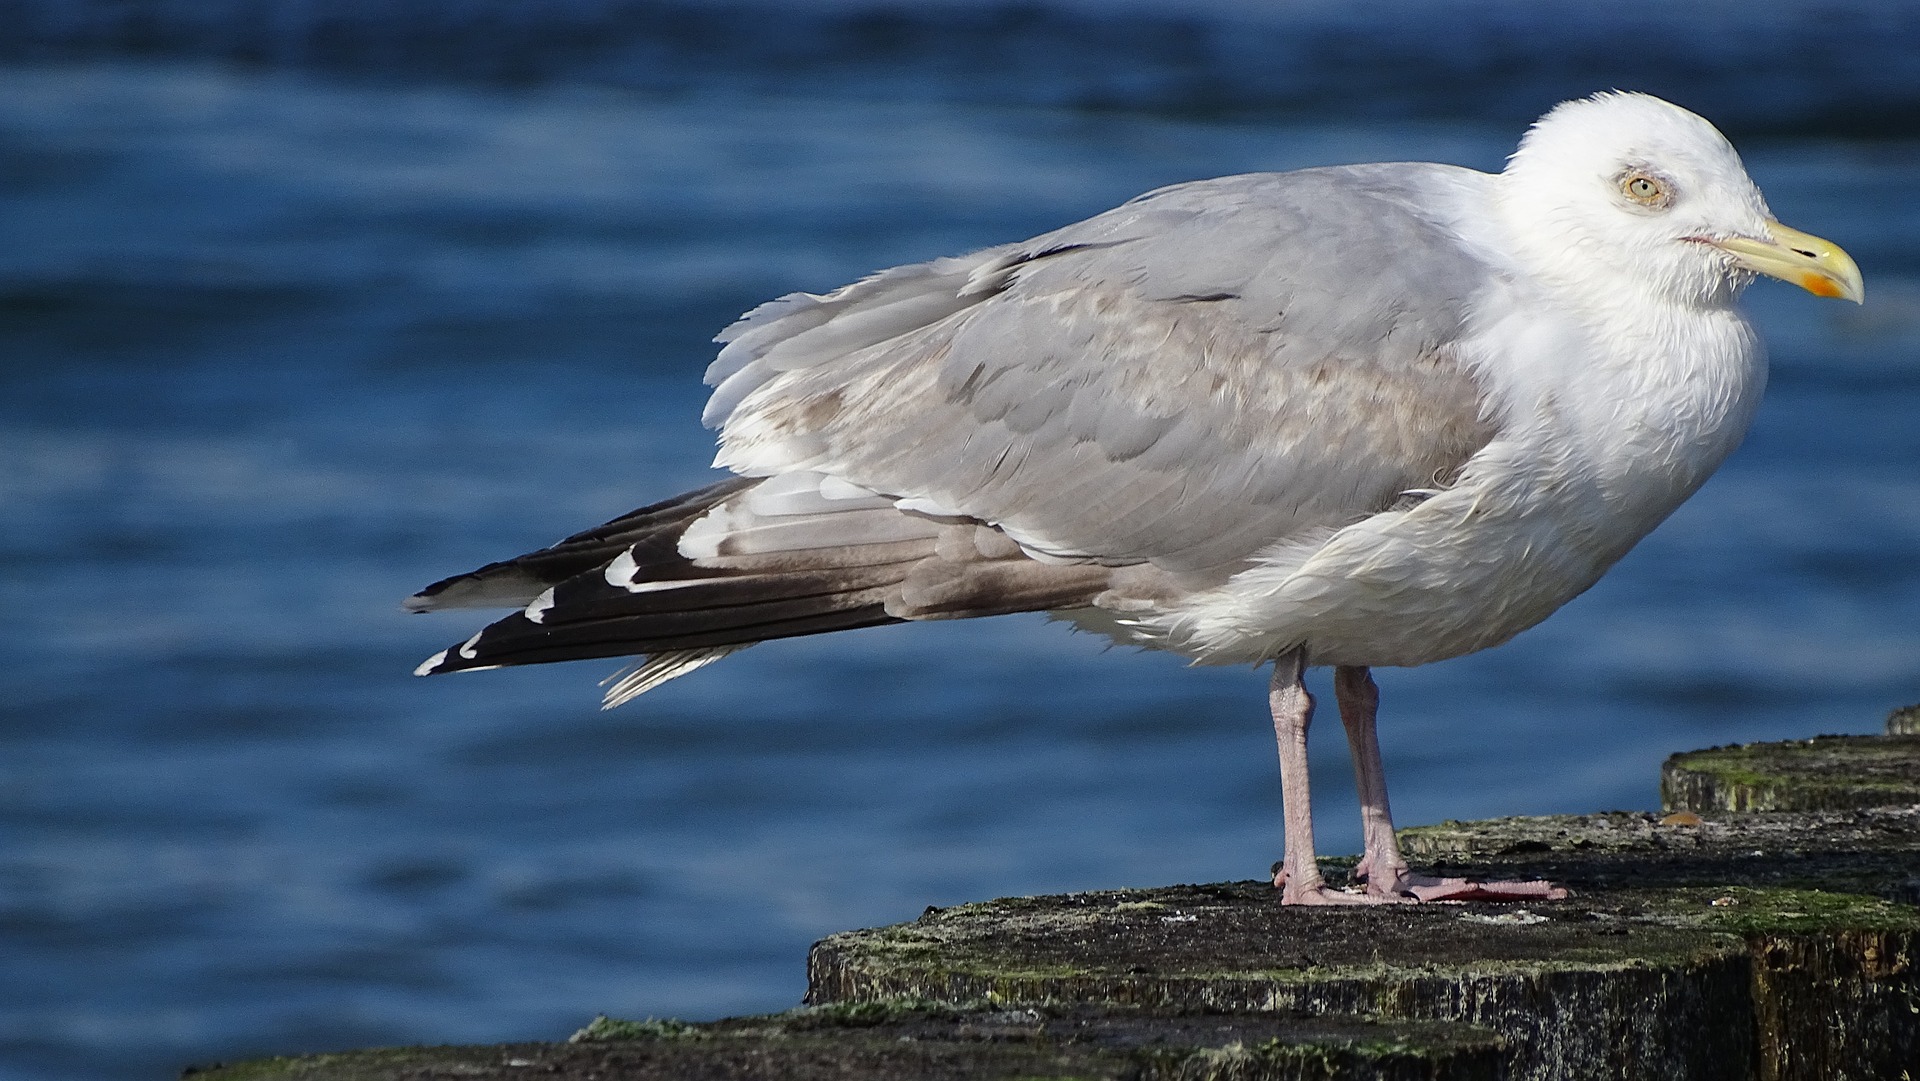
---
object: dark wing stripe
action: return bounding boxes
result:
[546,553,934,620]
[422,599,904,673]
[476,582,900,653]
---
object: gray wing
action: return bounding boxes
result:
[709,164,1502,581]
[411,164,1510,701]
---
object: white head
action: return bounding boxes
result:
[1501,91,1861,309]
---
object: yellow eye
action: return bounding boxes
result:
[1622,173,1669,206]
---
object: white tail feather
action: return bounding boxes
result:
[599,646,749,709]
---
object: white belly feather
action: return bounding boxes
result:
[1083,299,1766,668]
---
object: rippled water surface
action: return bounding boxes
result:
[3,4,1920,1078]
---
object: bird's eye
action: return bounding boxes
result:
[1621,172,1672,208]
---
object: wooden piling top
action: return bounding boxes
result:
[806,880,1918,1081]
[1661,733,1920,813]
[183,1002,1506,1081]
[1397,806,1920,904]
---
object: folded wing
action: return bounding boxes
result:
[411,165,1503,702]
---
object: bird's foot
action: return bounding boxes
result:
[1278,860,1569,904]
[1395,875,1570,903]
[1272,863,1413,905]
[1353,855,1569,903]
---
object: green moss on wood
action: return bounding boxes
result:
[189,1003,1505,1081]
[184,1046,512,1081]
[1397,809,1920,914]
[1661,735,1920,813]
[808,882,1758,1080]
[1698,886,1917,935]
[807,881,1920,1081]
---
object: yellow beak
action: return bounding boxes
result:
[1707,221,1864,303]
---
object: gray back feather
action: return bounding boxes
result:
[709,164,1503,580]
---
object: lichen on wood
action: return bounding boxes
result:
[807,882,1881,1080]
[1660,734,1920,814]
[1395,812,1920,1079]
[1396,808,1920,904]
[184,1001,1506,1081]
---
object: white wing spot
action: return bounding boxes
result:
[525,587,556,624]
[604,548,640,587]
[678,508,728,559]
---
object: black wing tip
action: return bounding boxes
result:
[413,647,456,676]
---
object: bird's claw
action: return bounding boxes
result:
[1400,876,1570,902]
[1274,863,1412,905]
[1275,861,1568,904]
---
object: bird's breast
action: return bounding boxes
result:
[1111,303,1766,669]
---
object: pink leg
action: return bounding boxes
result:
[1269,652,1379,905]
[1333,666,1409,893]
[1333,665,1569,903]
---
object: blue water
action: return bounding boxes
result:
[3,4,1920,1078]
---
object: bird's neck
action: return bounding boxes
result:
[1522,285,1767,530]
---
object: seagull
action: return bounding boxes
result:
[409,92,1862,905]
